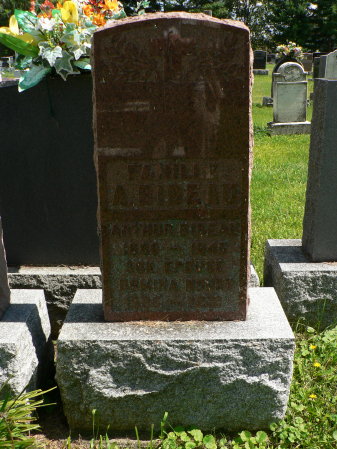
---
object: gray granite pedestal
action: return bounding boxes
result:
[264,239,337,328]
[56,288,294,433]
[0,289,52,396]
[8,264,259,339]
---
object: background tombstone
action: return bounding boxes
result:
[324,49,337,79]
[0,218,10,318]
[318,55,327,78]
[268,62,310,134]
[253,50,267,69]
[302,53,313,72]
[93,12,251,322]
[56,12,294,433]
[313,52,327,78]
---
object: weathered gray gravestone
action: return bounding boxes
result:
[264,79,337,328]
[324,49,337,79]
[302,53,313,72]
[302,79,337,260]
[56,13,294,433]
[318,55,327,78]
[93,12,251,322]
[0,218,10,318]
[269,62,310,134]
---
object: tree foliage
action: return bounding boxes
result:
[2,0,337,51]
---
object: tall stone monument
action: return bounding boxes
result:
[93,13,251,322]
[0,217,10,318]
[56,13,294,433]
[265,76,337,328]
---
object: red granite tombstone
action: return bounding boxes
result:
[92,12,252,321]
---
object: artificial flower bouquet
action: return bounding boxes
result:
[0,0,126,91]
[276,42,303,60]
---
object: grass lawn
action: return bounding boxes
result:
[251,65,313,281]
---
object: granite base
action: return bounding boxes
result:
[267,121,311,135]
[8,265,260,338]
[56,288,294,433]
[0,290,52,396]
[264,239,337,328]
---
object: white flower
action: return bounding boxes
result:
[37,17,56,32]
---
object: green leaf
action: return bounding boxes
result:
[0,33,38,57]
[203,435,217,449]
[73,59,91,70]
[18,64,51,92]
[185,443,196,449]
[112,9,127,20]
[14,9,37,33]
[269,422,278,431]
[255,431,268,443]
[333,430,337,440]
[188,429,203,442]
[167,432,177,440]
[39,43,62,66]
[218,438,228,448]
[15,54,32,70]
[239,431,252,442]
[54,50,79,80]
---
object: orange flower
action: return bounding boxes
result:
[102,0,119,11]
[93,12,106,26]
[82,4,94,16]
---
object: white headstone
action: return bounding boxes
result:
[277,62,306,82]
[273,81,307,123]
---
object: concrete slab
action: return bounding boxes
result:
[56,288,294,433]
[0,289,51,396]
[264,239,337,328]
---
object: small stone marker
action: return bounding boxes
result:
[302,53,313,72]
[302,79,337,261]
[93,13,252,321]
[253,50,267,69]
[324,49,337,79]
[0,218,10,318]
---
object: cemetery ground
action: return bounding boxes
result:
[3,66,337,449]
